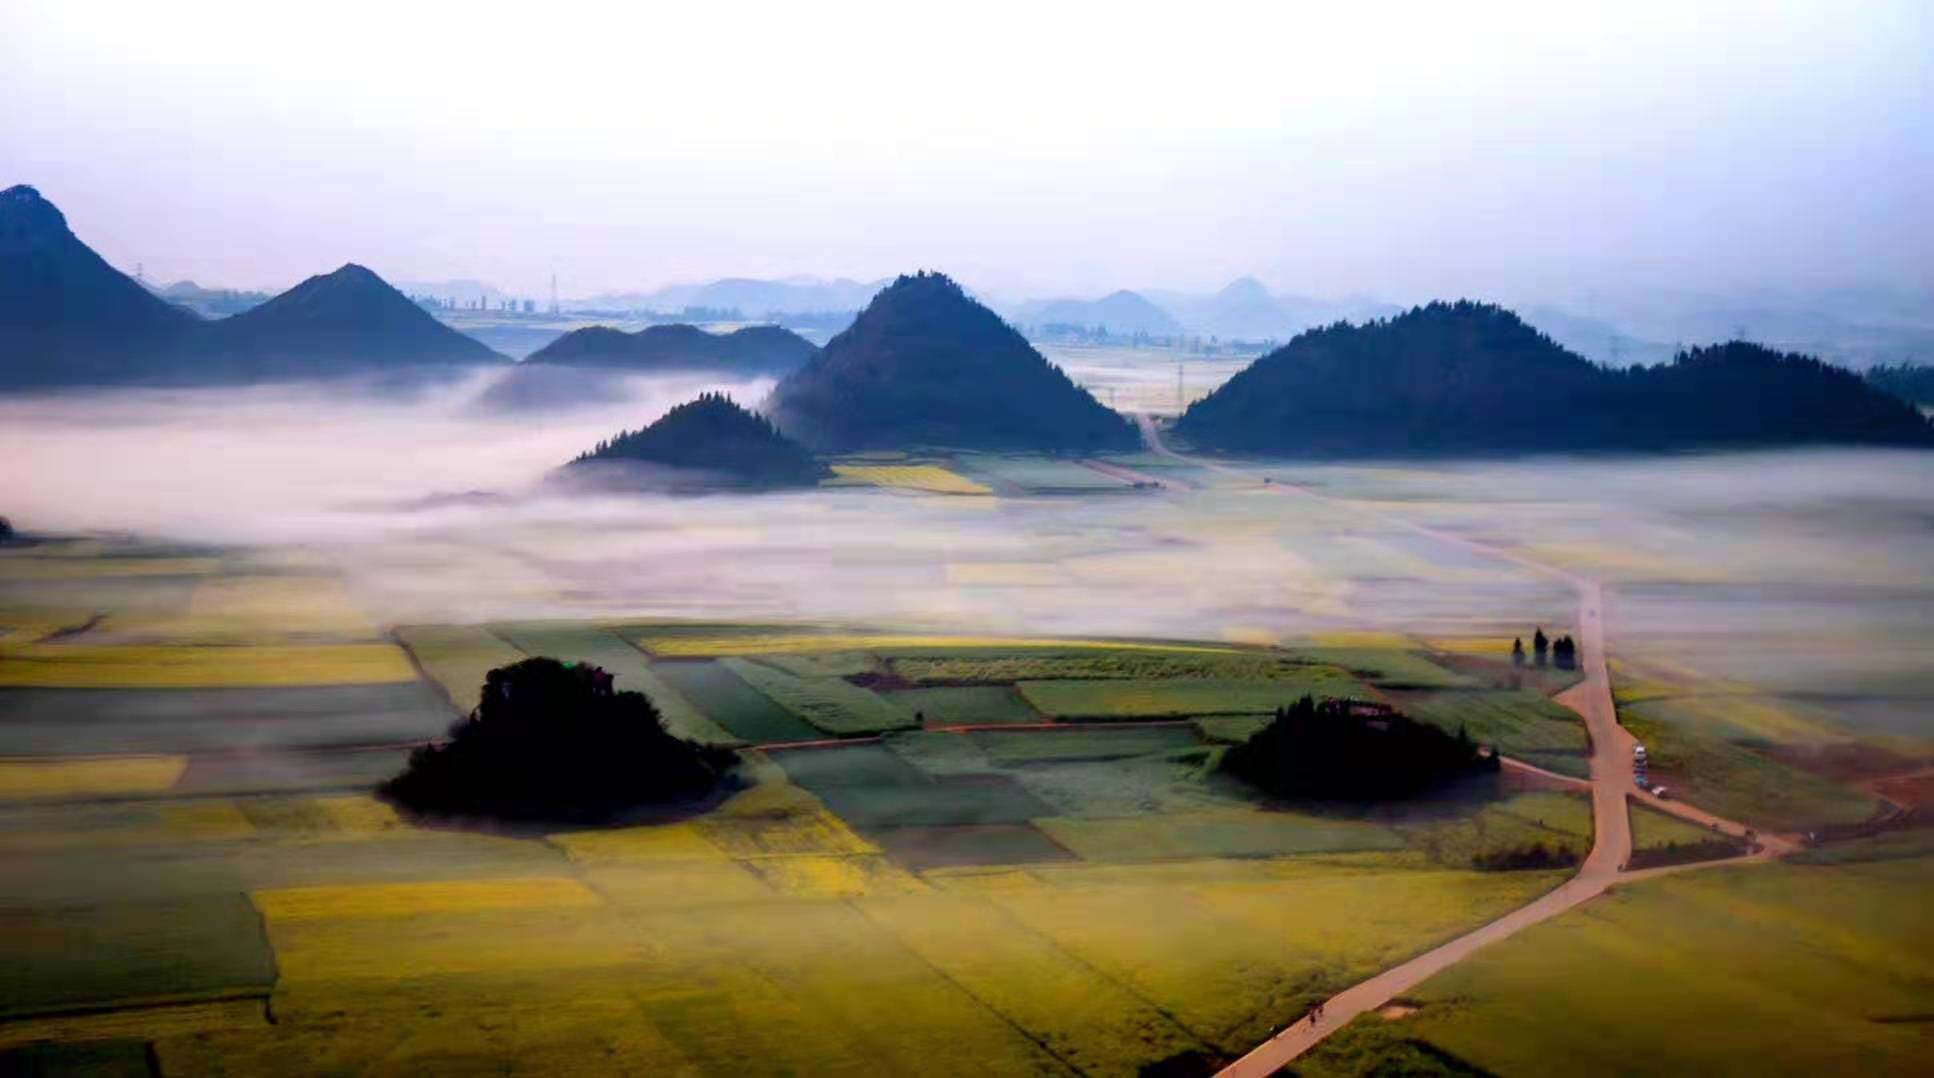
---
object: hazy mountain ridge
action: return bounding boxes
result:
[1,185,506,388]
[526,323,815,373]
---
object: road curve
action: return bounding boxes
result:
[1125,416,1760,1075]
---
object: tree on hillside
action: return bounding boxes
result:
[381,657,738,823]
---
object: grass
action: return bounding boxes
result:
[1393,688,1592,777]
[1400,791,1594,867]
[393,625,527,714]
[826,463,993,495]
[1380,856,1934,1077]
[1630,801,1730,851]
[887,685,1040,725]
[969,726,1200,765]
[757,651,881,677]
[1017,675,1357,719]
[720,657,917,736]
[0,643,416,689]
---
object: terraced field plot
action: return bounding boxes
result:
[721,657,916,736]
[1390,687,1592,777]
[1,893,276,1018]
[0,642,417,689]
[646,660,821,743]
[887,685,1040,725]
[1018,676,1355,719]
[393,624,524,715]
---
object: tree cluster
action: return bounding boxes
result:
[1865,363,1934,408]
[1221,695,1500,802]
[1472,840,1579,871]
[381,657,739,823]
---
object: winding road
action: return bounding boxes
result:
[1127,415,1777,1074]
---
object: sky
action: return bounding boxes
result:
[3,0,1928,303]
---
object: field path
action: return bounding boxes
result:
[1129,416,1775,1075]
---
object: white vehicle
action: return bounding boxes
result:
[1650,785,1670,799]
[1633,744,1647,759]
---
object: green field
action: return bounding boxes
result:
[1,893,276,1017]
[392,624,524,715]
[888,649,1347,685]
[1017,676,1355,719]
[887,685,1040,725]
[1621,707,1878,831]
[645,660,821,743]
[1316,855,1934,1077]
[1395,688,1593,777]
[722,658,918,736]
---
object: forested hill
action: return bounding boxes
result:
[766,271,1137,452]
[569,393,828,490]
[527,323,817,374]
[1174,301,1934,456]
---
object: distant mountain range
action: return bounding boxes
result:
[0,185,506,389]
[575,276,886,316]
[1010,290,1183,335]
[145,280,271,318]
[767,271,1136,452]
[1174,301,1934,456]
[565,392,827,491]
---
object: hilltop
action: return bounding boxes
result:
[526,323,816,374]
[195,263,506,378]
[0,185,504,388]
[766,271,1136,452]
[0,184,201,387]
[566,393,829,491]
[1175,302,1934,456]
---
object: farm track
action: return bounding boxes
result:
[1126,416,1785,1075]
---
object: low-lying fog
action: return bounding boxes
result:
[4,368,1931,725]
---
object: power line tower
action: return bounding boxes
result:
[549,273,559,316]
[1176,362,1184,414]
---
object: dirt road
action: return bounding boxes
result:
[1126,416,1769,1075]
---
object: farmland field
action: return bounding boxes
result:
[1315,855,1934,1077]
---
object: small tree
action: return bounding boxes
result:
[1510,637,1525,667]
[1532,627,1549,668]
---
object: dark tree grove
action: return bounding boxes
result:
[1532,627,1549,667]
[381,657,739,824]
[1220,695,1500,801]
[1865,363,1934,407]
[526,323,816,375]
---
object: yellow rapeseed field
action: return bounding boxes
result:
[253,876,603,924]
[0,754,188,799]
[550,821,727,863]
[0,643,417,688]
[828,464,993,496]
[748,854,930,898]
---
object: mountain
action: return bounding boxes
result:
[766,271,1137,453]
[1174,301,1934,456]
[576,276,886,316]
[1141,279,1397,341]
[2,186,506,388]
[1,184,201,387]
[194,263,506,378]
[1016,290,1182,335]
[395,279,512,306]
[148,280,271,318]
[526,323,816,373]
[566,393,828,491]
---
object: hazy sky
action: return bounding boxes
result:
[4,1,1928,302]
